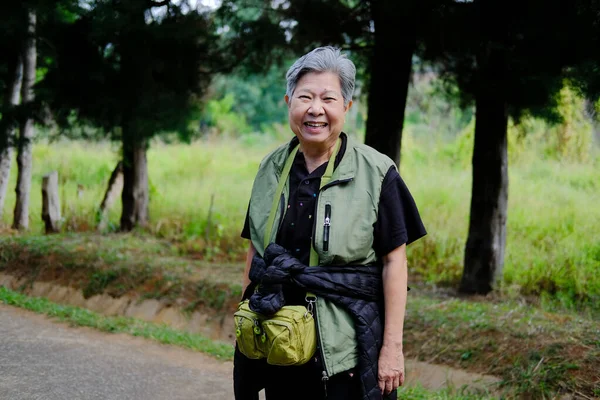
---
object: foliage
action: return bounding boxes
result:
[200,63,370,140]
[547,84,594,161]
[397,385,496,400]
[203,65,289,133]
[438,82,596,166]
[421,0,576,123]
[201,94,252,137]
[215,0,373,74]
[0,0,82,137]
[37,0,224,144]
[404,71,474,140]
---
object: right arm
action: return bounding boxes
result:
[242,242,257,293]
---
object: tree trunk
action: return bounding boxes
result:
[42,171,61,233]
[364,0,415,168]
[120,136,149,231]
[97,161,124,231]
[459,48,509,295]
[0,57,23,220]
[12,11,37,231]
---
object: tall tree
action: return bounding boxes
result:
[0,57,23,220]
[39,0,227,231]
[12,10,37,230]
[422,0,574,293]
[363,1,417,167]
[0,2,26,221]
[0,0,79,225]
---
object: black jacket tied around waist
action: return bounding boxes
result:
[247,243,396,400]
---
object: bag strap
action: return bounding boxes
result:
[264,144,300,249]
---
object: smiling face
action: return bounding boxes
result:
[285,71,352,154]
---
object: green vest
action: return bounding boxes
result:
[247,134,396,376]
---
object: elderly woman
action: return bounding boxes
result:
[234,46,426,400]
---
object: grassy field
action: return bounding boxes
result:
[1,130,599,309]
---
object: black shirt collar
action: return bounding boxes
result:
[287,132,348,171]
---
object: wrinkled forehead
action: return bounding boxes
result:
[294,71,342,94]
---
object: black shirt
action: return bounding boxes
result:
[241,133,427,302]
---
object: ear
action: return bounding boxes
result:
[345,100,353,113]
[284,94,290,105]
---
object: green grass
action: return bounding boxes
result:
[1,133,599,308]
[0,286,234,359]
[397,384,497,400]
[399,136,600,308]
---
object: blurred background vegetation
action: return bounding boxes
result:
[1,0,599,315]
[2,66,598,311]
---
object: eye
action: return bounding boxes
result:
[324,97,336,101]
[299,95,311,100]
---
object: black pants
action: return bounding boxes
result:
[233,345,361,400]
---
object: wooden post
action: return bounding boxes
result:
[42,171,61,233]
[97,161,123,231]
[205,193,215,241]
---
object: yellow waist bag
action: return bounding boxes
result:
[234,299,317,365]
[235,140,341,366]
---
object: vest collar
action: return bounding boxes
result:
[272,133,356,182]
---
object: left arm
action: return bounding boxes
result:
[378,243,408,395]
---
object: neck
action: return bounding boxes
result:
[301,140,337,174]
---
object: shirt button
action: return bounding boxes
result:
[304,180,310,185]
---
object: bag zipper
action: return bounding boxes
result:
[323,204,331,252]
[234,312,264,359]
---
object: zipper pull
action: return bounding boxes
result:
[322,370,329,397]
[323,204,331,252]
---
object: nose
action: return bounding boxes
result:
[308,99,324,116]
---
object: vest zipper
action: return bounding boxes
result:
[312,297,329,396]
[322,370,329,397]
[310,176,353,389]
[323,204,331,252]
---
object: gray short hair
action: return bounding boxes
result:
[285,46,356,107]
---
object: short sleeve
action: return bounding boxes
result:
[241,201,251,239]
[373,166,427,257]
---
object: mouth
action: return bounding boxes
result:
[304,122,328,128]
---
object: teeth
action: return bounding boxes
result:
[306,123,326,127]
